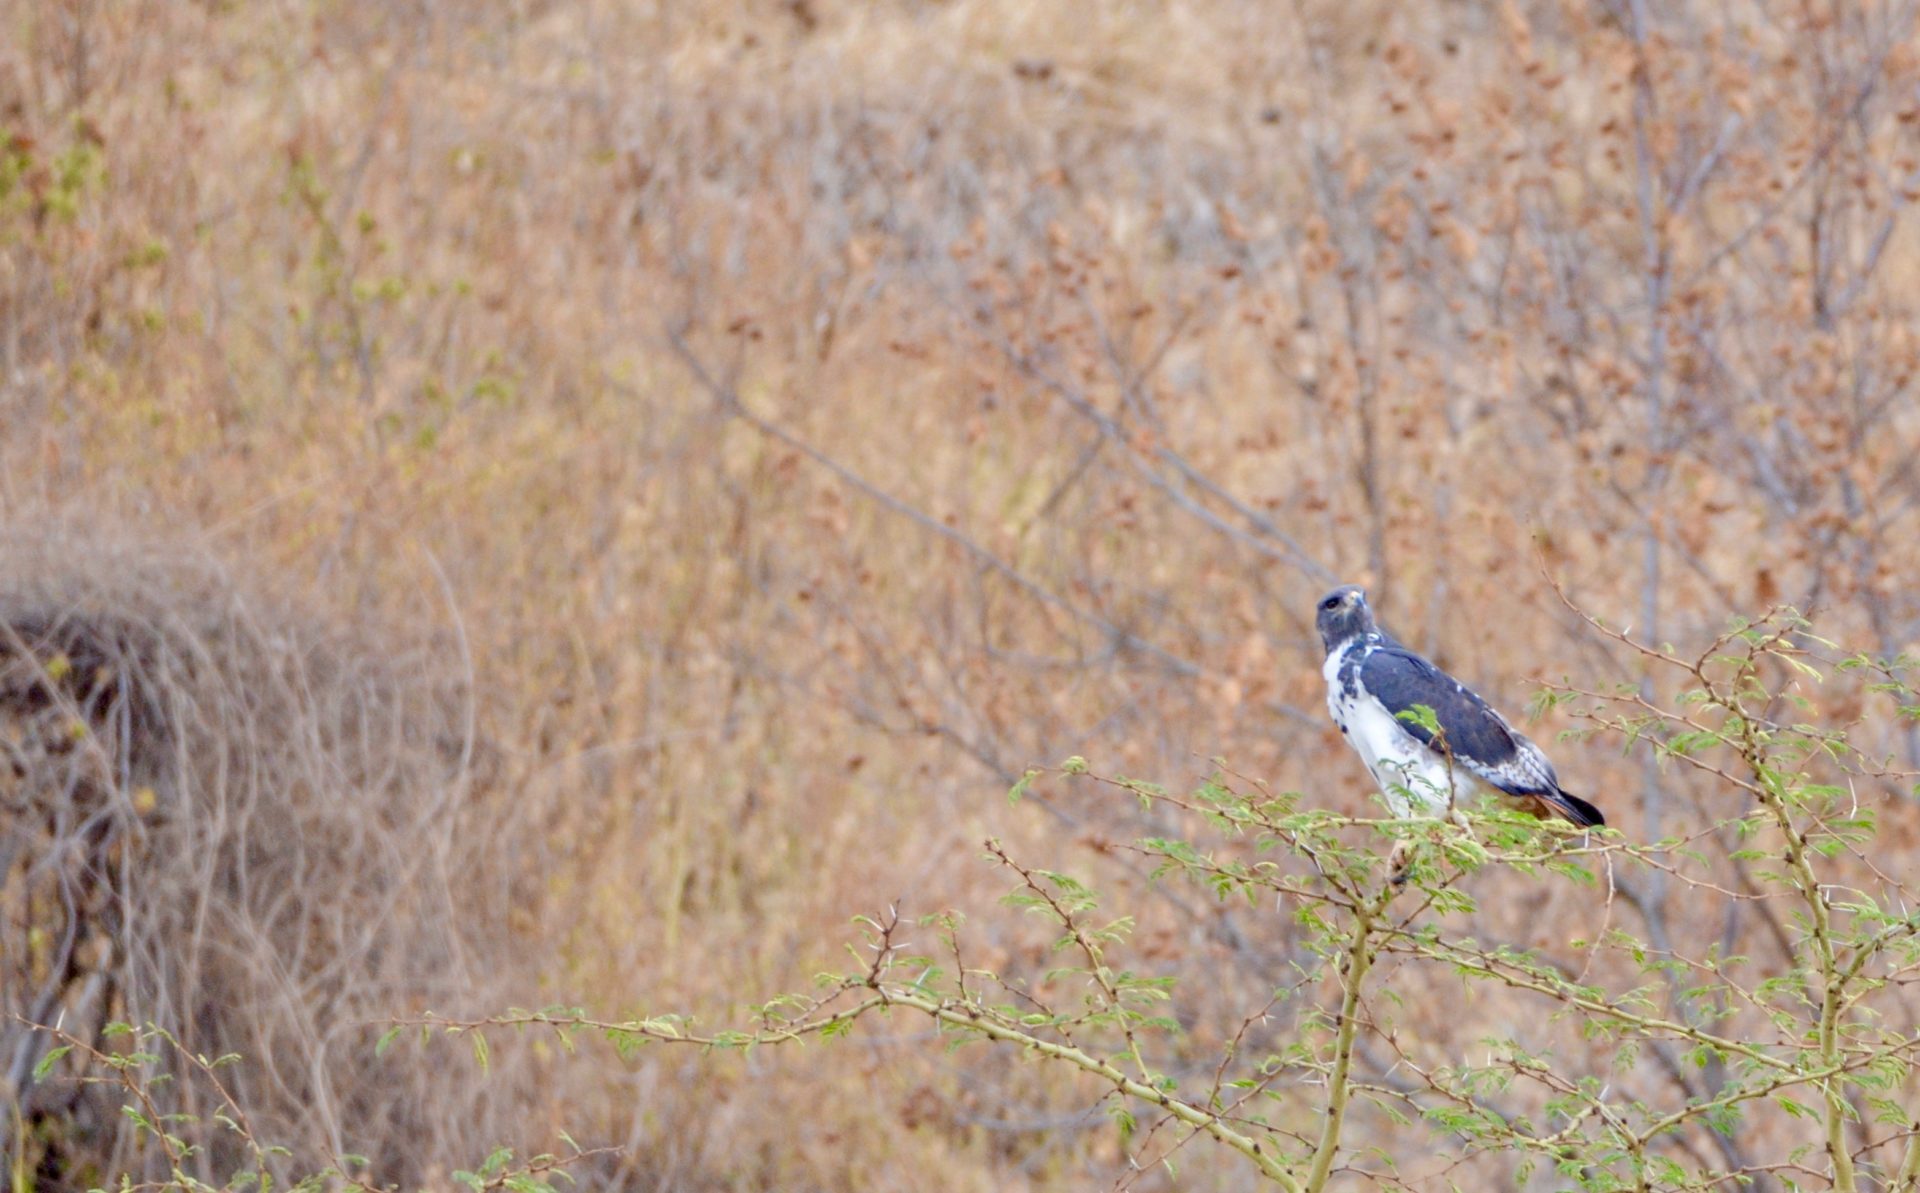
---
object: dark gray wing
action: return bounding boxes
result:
[1359,644,1603,827]
[1359,646,1537,786]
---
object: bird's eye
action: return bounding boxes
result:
[1321,596,1339,610]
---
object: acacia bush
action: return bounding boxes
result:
[380,606,1920,1191]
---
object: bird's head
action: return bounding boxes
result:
[1314,585,1376,654]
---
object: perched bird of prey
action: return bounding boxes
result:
[1316,585,1603,828]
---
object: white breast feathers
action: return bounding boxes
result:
[1323,642,1473,817]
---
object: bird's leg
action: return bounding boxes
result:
[1438,743,1477,844]
[1447,803,1477,842]
[1388,837,1416,886]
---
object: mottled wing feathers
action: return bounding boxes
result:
[1357,645,1603,827]
[1357,646,1522,772]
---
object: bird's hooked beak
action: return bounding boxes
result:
[1323,588,1364,613]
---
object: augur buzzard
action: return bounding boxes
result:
[1316,585,1603,828]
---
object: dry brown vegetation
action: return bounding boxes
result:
[0,523,544,1186]
[6,0,1920,1188]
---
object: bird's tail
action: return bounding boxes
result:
[1547,789,1605,829]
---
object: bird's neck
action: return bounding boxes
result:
[1326,632,1379,662]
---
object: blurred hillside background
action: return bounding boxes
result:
[4,0,1920,1188]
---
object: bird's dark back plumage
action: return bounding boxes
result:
[1357,645,1521,768]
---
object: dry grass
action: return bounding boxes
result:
[0,515,546,1186]
[4,0,1920,1187]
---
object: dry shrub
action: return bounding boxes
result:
[0,516,530,1186]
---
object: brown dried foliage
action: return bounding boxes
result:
[0,520,544,1187]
